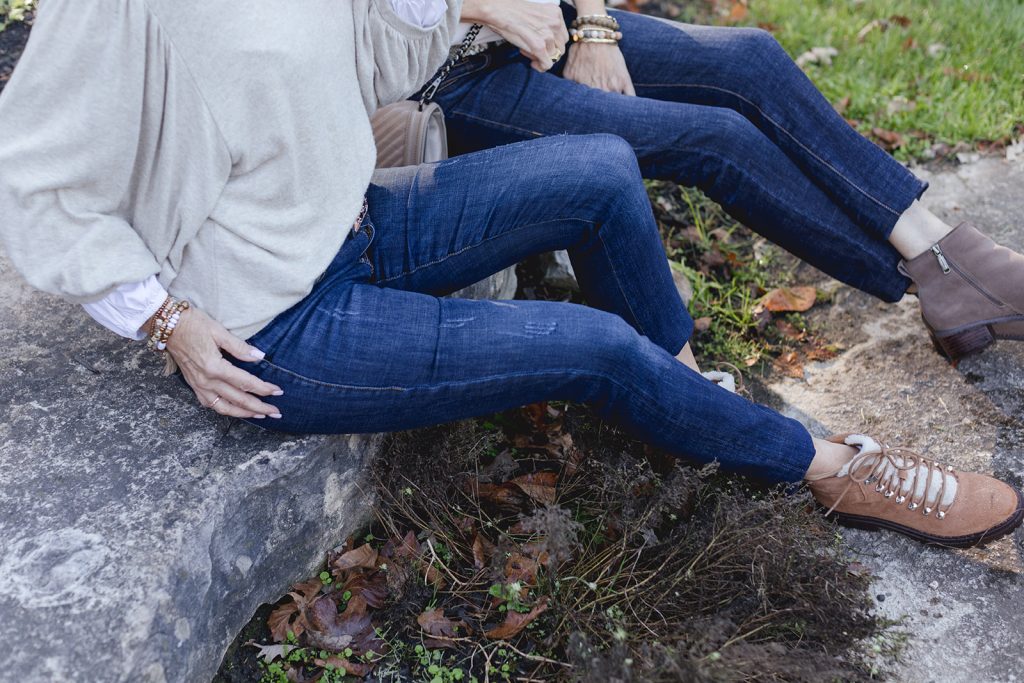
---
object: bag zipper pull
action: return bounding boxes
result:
[931,244,951,274]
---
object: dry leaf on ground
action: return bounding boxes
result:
[871,127,905,150]
[484,597,550,640]
[773,351,805,379]
[759,286,817,313]
[267,578,322,642]
[330,544,379,575]
[417,608,470,648]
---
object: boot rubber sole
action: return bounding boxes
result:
[829,485,1024,548]
[928,315,1024,360]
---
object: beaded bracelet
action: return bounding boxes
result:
[571,27,624,44]
[146,297,191,353]
[572,14,620,31]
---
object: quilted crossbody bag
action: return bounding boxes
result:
[370,24,483,168]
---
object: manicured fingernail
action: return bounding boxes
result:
[249,348,266,360]
[253,414,267,419]
[272,390,284,396]
[270,413,283,419]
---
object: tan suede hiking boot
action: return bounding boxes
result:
[808,435,1024,547]
[899,222,1024,359]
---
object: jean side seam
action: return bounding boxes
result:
[631,81,906,217]
[447,110,546,138]
[259,360,810,480]
[593,217,649,338]
[378,218,596,284]
[689,144,891,273]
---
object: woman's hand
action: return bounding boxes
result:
[462,0,568,72]
[563,42,636,95]
[162,306,284,419]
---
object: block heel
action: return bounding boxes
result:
[931,324,995,360]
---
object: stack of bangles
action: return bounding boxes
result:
[146,296,191,353]
[570,14,623,45]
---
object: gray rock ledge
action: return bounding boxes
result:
[0,254,516,682]
[0,256,368,682]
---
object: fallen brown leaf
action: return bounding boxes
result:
[472,533,496,570]
[760,286,817,313]
[306,594,386,657]
[774,319,805,341]
[509,472,559,506]
[267,578,322,642]
[773,351,805,379]
[313,655,374,678]
[728,0,748,22]
[342,572,388,609]
[485,597,550,640]
[871,127,905,150]
[330,544,379,575]
[417,608,469,648]
[504,552,541,587]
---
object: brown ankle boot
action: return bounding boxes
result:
[899,223,1024,359]
[808,435,1024,547]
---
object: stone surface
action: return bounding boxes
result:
[452,265,518,300]
[0,255,515,681]
[0,255,381,682]
[535,251,694,307]
[759,154,1024,682]
[539,250,580,291]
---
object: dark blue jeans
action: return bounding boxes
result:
[236,135,815,483]
[428,6,928,301]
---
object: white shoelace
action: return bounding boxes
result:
[835,435,958,513]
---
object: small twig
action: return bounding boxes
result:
[426,537,470,588]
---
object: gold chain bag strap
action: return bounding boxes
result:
[370,24,483,169]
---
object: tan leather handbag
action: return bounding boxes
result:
[370,24,483,169]
[371,100,448,168]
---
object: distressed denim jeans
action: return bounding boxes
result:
[235,135,815,483]
[428,5,928,302]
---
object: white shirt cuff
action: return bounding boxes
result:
[82,276,168,340]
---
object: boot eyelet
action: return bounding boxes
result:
[884,490,894,498]
[923,507,932,516]
[875,484,886,493]
[864,477,875,485]
[936,511,946,520]
[908,502,919,511]
[895,495,906,504]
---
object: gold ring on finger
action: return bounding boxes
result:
[210,395,222,409]
[551,51,563,62]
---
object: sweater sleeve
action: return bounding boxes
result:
[351,0,464,113]
[0,0,231,303]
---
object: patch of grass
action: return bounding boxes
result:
[650,181,830,372]
[0,0,33,31]
[735,0,1024,158]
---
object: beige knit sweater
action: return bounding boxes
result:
[0,0,462,339]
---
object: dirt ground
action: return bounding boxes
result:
[762,153,1024,683]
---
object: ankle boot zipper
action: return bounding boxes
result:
[932,244,951,274]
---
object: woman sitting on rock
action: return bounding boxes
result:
[0,0,1021,548]
[428,0,1024,360]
